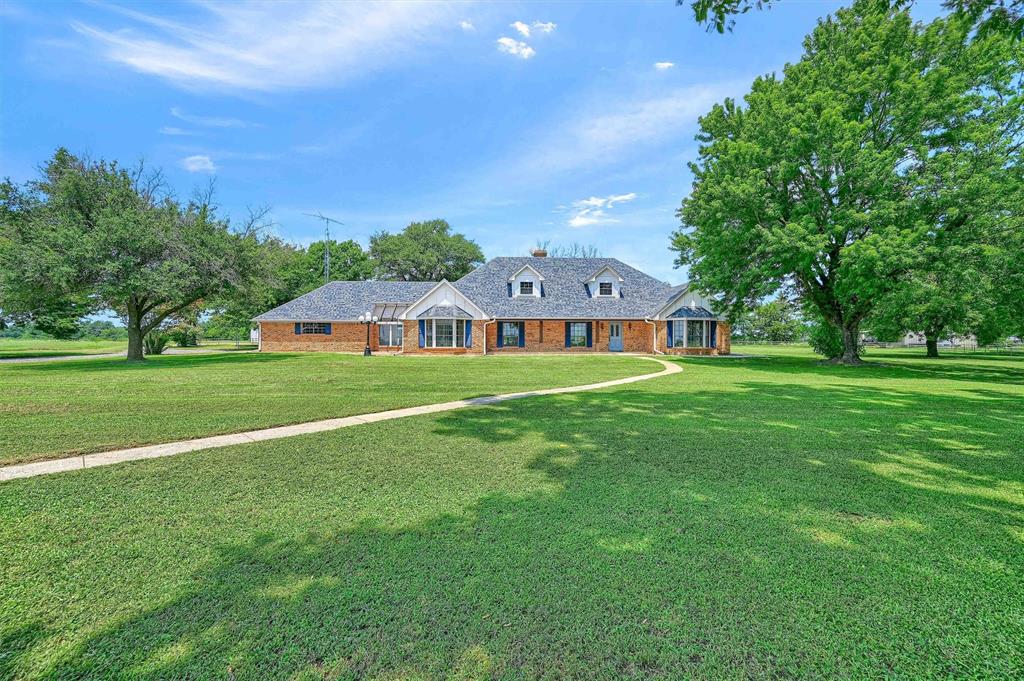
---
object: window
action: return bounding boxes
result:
[598,282,613,296]
[569,322,588,347]
[422,319,467,348]
[378,323,403,347]
[300,322,330,335]
[671,321,686,348]
[501,322,520,347]
[435,319,454,348]
[688,320,706,348]
[519,281,534,295]
[671,320,706,348]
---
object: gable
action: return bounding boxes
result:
[401,281,488,320]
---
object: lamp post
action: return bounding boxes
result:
[357,312,378,356]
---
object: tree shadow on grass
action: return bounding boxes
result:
[3,351,296,373]
[21,370,1024,679]
[678,352,1024,386]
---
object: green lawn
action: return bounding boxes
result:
[0,353,656,465]
[2,348,1022,678]
[0,338,126,359]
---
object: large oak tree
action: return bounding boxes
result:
[672,0,1021,363]
[369,219,484,282]
[0,149,260,360]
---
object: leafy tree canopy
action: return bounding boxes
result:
[369,219,484,282]
[672,0,1021,363]
[684,0,1024,39]
[0,149,263,360]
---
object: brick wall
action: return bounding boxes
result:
[484,320,654,353]
[260,321,378,353]
[260,318,729,355]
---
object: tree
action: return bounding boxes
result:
[672,1,1021,363]
[0,149,261,360]
[534,240,602,258]
[682,0,1023,39]
[369,219,484,281]
[299,239,372,293]
[750,298,804,342]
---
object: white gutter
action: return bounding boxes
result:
[644,318,664,355]
[482,318,497,355]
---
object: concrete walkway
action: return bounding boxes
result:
[0,356,681,482]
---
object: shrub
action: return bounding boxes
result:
[807,319,845,360]
[143,331,169,355]
[167,323,201,347]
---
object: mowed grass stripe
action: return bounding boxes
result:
[0,353,657,465]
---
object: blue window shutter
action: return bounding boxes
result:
[294,322,302,335]
[710,321,717,348]
[564,322,571,347]
[324,323,332,335]
[518,321,526,347]
[497,322,504,348]
[539,282,545,297]
[585,284,592,298]
[586,322,593,348]
[507,282,512,297]
[418,320,425,348]
[465,320,472,347]
[666,321,674,347]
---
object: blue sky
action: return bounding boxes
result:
[0,0,926,284]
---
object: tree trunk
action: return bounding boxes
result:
[926,336,939,358]
[839,320,862,365]
[127,316,145,361]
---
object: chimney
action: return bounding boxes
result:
[530,247,547,257]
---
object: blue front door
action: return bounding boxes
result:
[608,322,623,351]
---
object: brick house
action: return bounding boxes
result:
[254,252,730,355]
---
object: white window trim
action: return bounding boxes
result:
[518,281,534,296]
[422,318,467,348]
[378,322,403,347]
[597,282,614,297]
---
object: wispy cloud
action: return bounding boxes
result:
[72,2,459,92]
[567,192,638,228]
[170,107,256,129]
[496,37,535,59]
[459,19,475,31]
[181,155,216,173]
[654,61,675,70]
[511,21,531,37]
[158,126,198,136]
[532,21,557,34]
[511,83,741,177]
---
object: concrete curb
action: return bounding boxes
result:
[1,357,681,482]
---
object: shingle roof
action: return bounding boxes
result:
[417,304,473,320]
[667,306,716,319]
[453,257,680,319]
[253,281,435,321]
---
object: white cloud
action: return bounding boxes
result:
[158,126,197,136]
[567,192,637,228]
[181,155,216,173]
[496,37,535,59]
[170,107,256,129]
[511,21,531,37]
[532,21,557,33]
[654,61,675,70]
[72,2,459,92]
[513,83,741,177]
[459,19,475,31]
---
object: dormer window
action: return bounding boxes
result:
[520,281,534,296]
[598,282,613,296]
